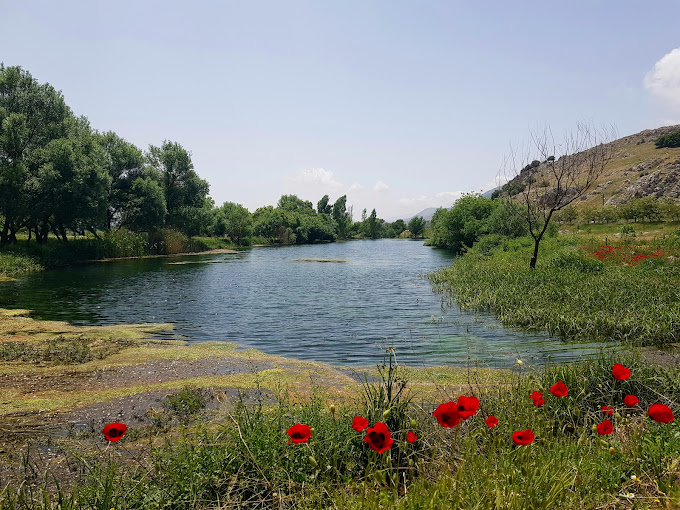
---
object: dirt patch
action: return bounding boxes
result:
[641,344,680,368]
[0,357,272,396]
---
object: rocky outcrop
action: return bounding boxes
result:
[607,161,680,204]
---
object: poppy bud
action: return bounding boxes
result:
[614,412,621,420]
[330,405,336,415]
[382,408,391,420]
[309,456,317,468]
[609,446,616,454]
[408,457,414,467]
[591,424,598,433]
[410,418,417,429]
[599,439,608,447]
[375,471,385,484]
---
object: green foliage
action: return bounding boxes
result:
[0,252,41,275]
[430,195,526,252]
[215,201,252,245]
[428,235,680,345]
[392,219,406,236]
[407,216,426,238]
[619,196,662,223]
[162,387,208,424]
[119,177,167,232]
[655,129,680,148]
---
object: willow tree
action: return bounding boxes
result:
[504,124,615,268]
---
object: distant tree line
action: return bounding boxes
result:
[0,65,411,247]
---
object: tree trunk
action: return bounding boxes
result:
[0,216,10,246]
[58,223,68,242]
[529,236,541,269]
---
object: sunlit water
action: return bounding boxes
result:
[0,239,611,367]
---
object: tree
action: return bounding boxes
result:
[219,201,252,244]
[277,194,313,213]
[30,117,111,241]
[430,194,496,251]
[407,216,426,238]
[0,64,71,244]
[317,194,332,215]
[119,177,167,232]
[367,209,379,239]
[252,206,284,243]
[392,219,406,236]
[504,124,614,268]
[97,131,145,230]
[332,195,351,239]
[146,141,210,234]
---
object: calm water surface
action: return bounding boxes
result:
[0,240,609,367]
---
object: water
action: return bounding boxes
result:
[0,239,609,367]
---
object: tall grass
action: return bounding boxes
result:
[428,235,680,346]
[0,230,240,274]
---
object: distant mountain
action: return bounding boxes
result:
[402,207,440,223]
[482,186,501,198]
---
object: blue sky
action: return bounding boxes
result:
[2,1,679,219]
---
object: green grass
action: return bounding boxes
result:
[0,230,242,275]
[1,354,678,509]
[428,235,680,346]
[0,252,42,276]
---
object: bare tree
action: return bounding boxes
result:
[502,123,615,269]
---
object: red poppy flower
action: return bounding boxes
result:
[286,423,312,444]
[363,422,393,453]
[612,363,631,381]
[352,416,369,432]
[432,401,462,428]
[102,422,127,442]
[624,395,639,407]
[455,395,480,419]
[648,403,674,424]
[602,405,615,416]
[550,381,569,397]
[512,429,535,445]
[485,415,499,428]
[530,391,545,407]
[406,431,418,443]
[597,419,613,435]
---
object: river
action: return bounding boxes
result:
[0,239,609,367]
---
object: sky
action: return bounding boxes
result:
[2,1,680,220]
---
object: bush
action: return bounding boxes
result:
[655,129,680,148]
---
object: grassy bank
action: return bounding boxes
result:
[1,350,679,509]
[0,230,241,276]
[428,235,680,346]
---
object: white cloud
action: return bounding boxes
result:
[644,48,680,113]
[373,180,390,192]
[289,168,344,192]
[347,181,364,193]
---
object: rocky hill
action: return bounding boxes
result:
[503,125,680,209]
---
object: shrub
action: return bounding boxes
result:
[655,129,680,148]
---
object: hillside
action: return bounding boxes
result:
[501,125,680,209]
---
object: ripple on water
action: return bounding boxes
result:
[0,240,615,367]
